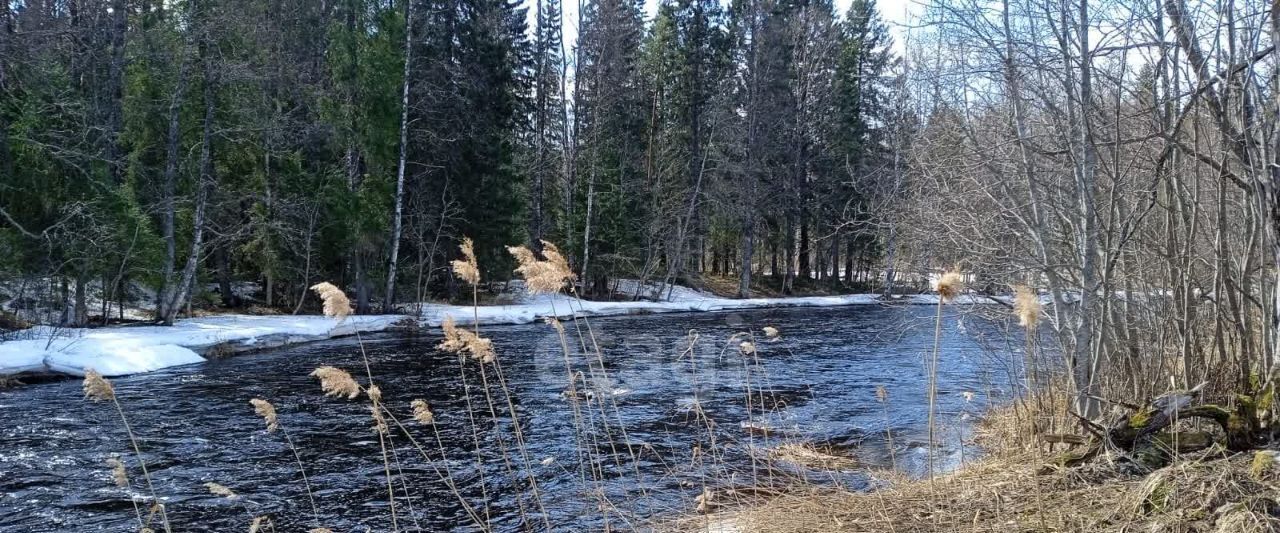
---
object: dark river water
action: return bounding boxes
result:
[0,305,1022,532]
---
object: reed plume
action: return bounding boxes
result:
[249,399,279,433]
[107,456,129,488]
[308,528,335,533]
[83,369,115,402]
[439,316,496,363]
[934,270,964,302]
[507,241,575,294]
[761,326,780,339]
[248,517,265,533]
[310,366,361,399]
[411,399,435,425]
[1014,285,1041,330]
[309,282,352,322]
[452,237,481,286]
[204,482,239,500]
[739,341,756,356]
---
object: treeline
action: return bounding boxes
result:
[0,0,899,325]
[894,0,1280,415]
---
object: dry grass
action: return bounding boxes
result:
[670,399,1280,533]
[762,443,859,471]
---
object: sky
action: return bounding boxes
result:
[550,0,921,62]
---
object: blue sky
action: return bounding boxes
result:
[549,0,919,61]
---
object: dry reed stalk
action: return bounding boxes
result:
[82,369,173,533]
[373,401,490,531]
[106,455,145,527]
[926,270,963,488]
[509,241,641,525]
[453,237,537,527]
[308,280,399,530]
[445,240,539,527]
[436,317,496,525]
[556,290,652,511]
[246,398,320,525]
[875,385,897,470]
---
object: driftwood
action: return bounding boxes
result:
[1041,382,1269,473]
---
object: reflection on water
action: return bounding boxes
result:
[0,305,1020,531]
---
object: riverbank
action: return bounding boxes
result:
[676,399,1280,533]
[0,285,1000,379]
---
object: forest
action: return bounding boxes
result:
[2,0,1280,437]
[0,0,898,326]
[5,0,1280,530]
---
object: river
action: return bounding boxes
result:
[0,305,1020,532]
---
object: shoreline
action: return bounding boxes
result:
[0,290,1002,380]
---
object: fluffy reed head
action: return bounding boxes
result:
[249,517,266,533]
[411,399,435,425]
[963,391,975,403]
[875,385,888,404]
[439,316,496,363]
[935,271,964,302]
[204,482,239,500]
[106,456,129,488]
[308,529,335,533]
[762,326,780,339]
[309,282,352,322]
[366,385,383,404]
[507,241,576,294]
[310,366,361,400]
[82,369,115,402]
[452,237,481,286]
[1014,285,1042,330]
[739,341,756,356]
[249,399,279,433]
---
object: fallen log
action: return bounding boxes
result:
[1039,383,1265,473]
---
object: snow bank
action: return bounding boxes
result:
[416,283,1004,327]
[0,280,1007,379]
[0,315,404,378]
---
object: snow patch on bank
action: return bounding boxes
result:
[1,282,1005,379]
[415,284,1003,327]
[0,315,404,378]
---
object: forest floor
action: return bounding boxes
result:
[673,400,1280,533]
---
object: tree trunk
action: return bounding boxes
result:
[105,0,127,185]
[783,214,796,294]
[738,216,754,298]
[155,55,189,318]
[383,0,413,313]
[0,0,11,181]
[216,245,234,307]
[798,214,810,280]
[160,11,215,325]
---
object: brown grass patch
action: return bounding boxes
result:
[669,397,1280,533]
